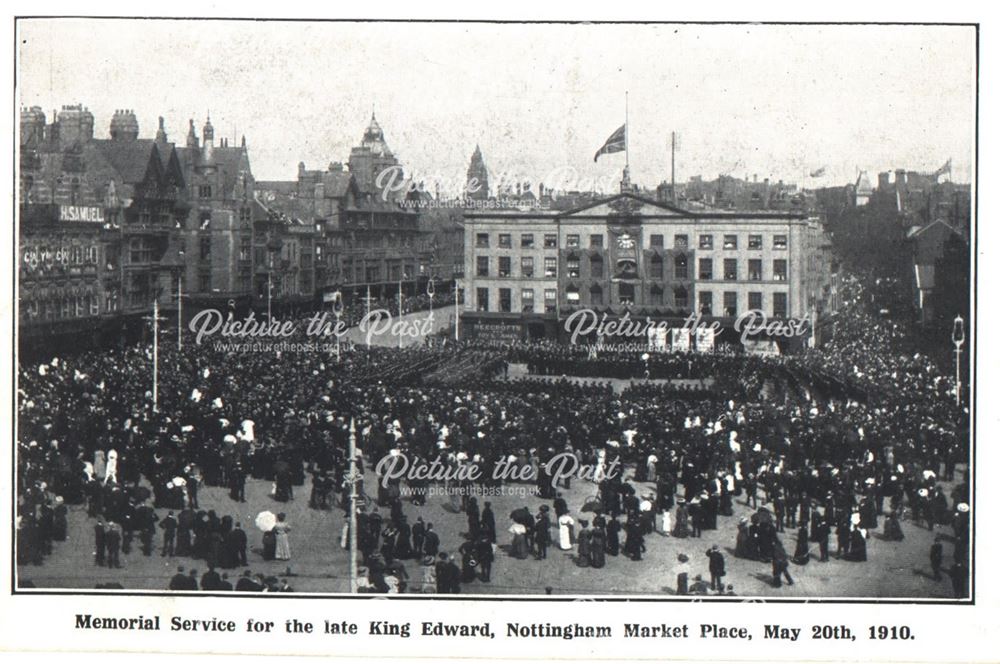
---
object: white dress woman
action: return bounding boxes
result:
[558,514,575,550]
[104,449,118,485]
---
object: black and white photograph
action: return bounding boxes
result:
[11,15,977,611]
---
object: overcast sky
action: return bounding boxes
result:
[17,20,976,194]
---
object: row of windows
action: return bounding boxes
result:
[475,254,787,282]
[474,286,788,317]
[475,231,789,251]
[21,293,117,320]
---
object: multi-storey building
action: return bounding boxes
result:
[257,114,433,304]
[461,191,835,348]
[176,116,257,314]
[18,105,187,355]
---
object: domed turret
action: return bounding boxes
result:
[360,112,391,157]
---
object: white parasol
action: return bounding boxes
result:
[255,510,278,532]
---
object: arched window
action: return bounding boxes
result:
[650,284,664,306]
[590,283,603,305]
[649,254,663,279]
[618,282,635,305]
[673,285,689,311]
[674,254,688,279]
[590,254,604,279]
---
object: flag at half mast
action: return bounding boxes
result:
[594,124,626,162]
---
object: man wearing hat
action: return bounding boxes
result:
[706,544,726,592]
[534,506,551,560]
[930,536,944,581]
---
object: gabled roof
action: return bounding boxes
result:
[90,139,159,184]
[906,218,960,239]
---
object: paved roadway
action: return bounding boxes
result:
[18,458,965,598]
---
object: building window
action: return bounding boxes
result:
[200,236,212,261]
[475,233,489,248]
[748,291,763,311]
[674,254,688,279]
[723,291,737,317]
[520,233,534,249]
[477,287,490,311]
[650,254,663,279]
[590,234,604,249]
[476,256,489,277]
[698,291,713,316]
[521,256,534,278]
[199,272,211,292]
[521,288,534,312]
[590,284,603,305]
[544,234,557,248]
[590,255,604,279]
[499,288,512,312]
[254,247,266,266]
[300,248,312,270]
[650,285,664,306]
[497,233,512,248]
[240,238,252,262]
[566,286,580,304]
[498,256,511,278]
[773,291,788,318]
[748,259,762,281]
[723,258,737,281]
[544,288,557,312]
[650,234,664,248]
[698,258,713,280]
[199,185,212,199]
[566,256,580,278]
[774,234,788,249]
[674,234,688,250]
[673,286,689,310]
[749,234,762,250]
[239,207,251,225]
[699,234,713,250]
[618,282,634,305]
[773,259,788,281]
[544,256,557,278]
[723,234,738,250]
[566,234,580,248]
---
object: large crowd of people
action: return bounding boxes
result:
[15,268,971,597]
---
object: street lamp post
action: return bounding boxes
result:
[453,280,460,342]
[398,274,406,349]
[952,315,965,407]
[331,289,343,363]
[347,417,358,593]
[143,298,167,412]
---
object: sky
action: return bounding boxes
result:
[17,19,976,195]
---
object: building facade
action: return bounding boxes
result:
[18,105,188,356]
[461,192,835,348]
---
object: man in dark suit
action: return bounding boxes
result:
[816,520,831,562]
[94,519,106,567]
[475,534,494,582]
[411,517,426,560]
[228,522,248,567]
[105,521,122,568]
[218,573,234,591]
[201,565,222,591]
[535,506,551,560]
[168,566,189,590]
[159,511,177,557]
[423,523,440,557]
[481,502,497,543]
[235,570,262,592]
[706,544,726,592]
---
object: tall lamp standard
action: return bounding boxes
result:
[952,315,965,407]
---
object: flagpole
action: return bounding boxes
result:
[625,91,630,170]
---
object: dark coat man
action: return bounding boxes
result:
[706,545,726,591]
[423,525,440,556]
[481,503,497,543]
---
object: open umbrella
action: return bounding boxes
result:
[255,510,277,532]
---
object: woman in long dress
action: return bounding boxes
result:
[576,521,591,567]
[884,509,905,541]
[792,525,810,565]
[274,513,292,561]
[509,522,528,559]
[672,500,690,538]
[558,514,575,550]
